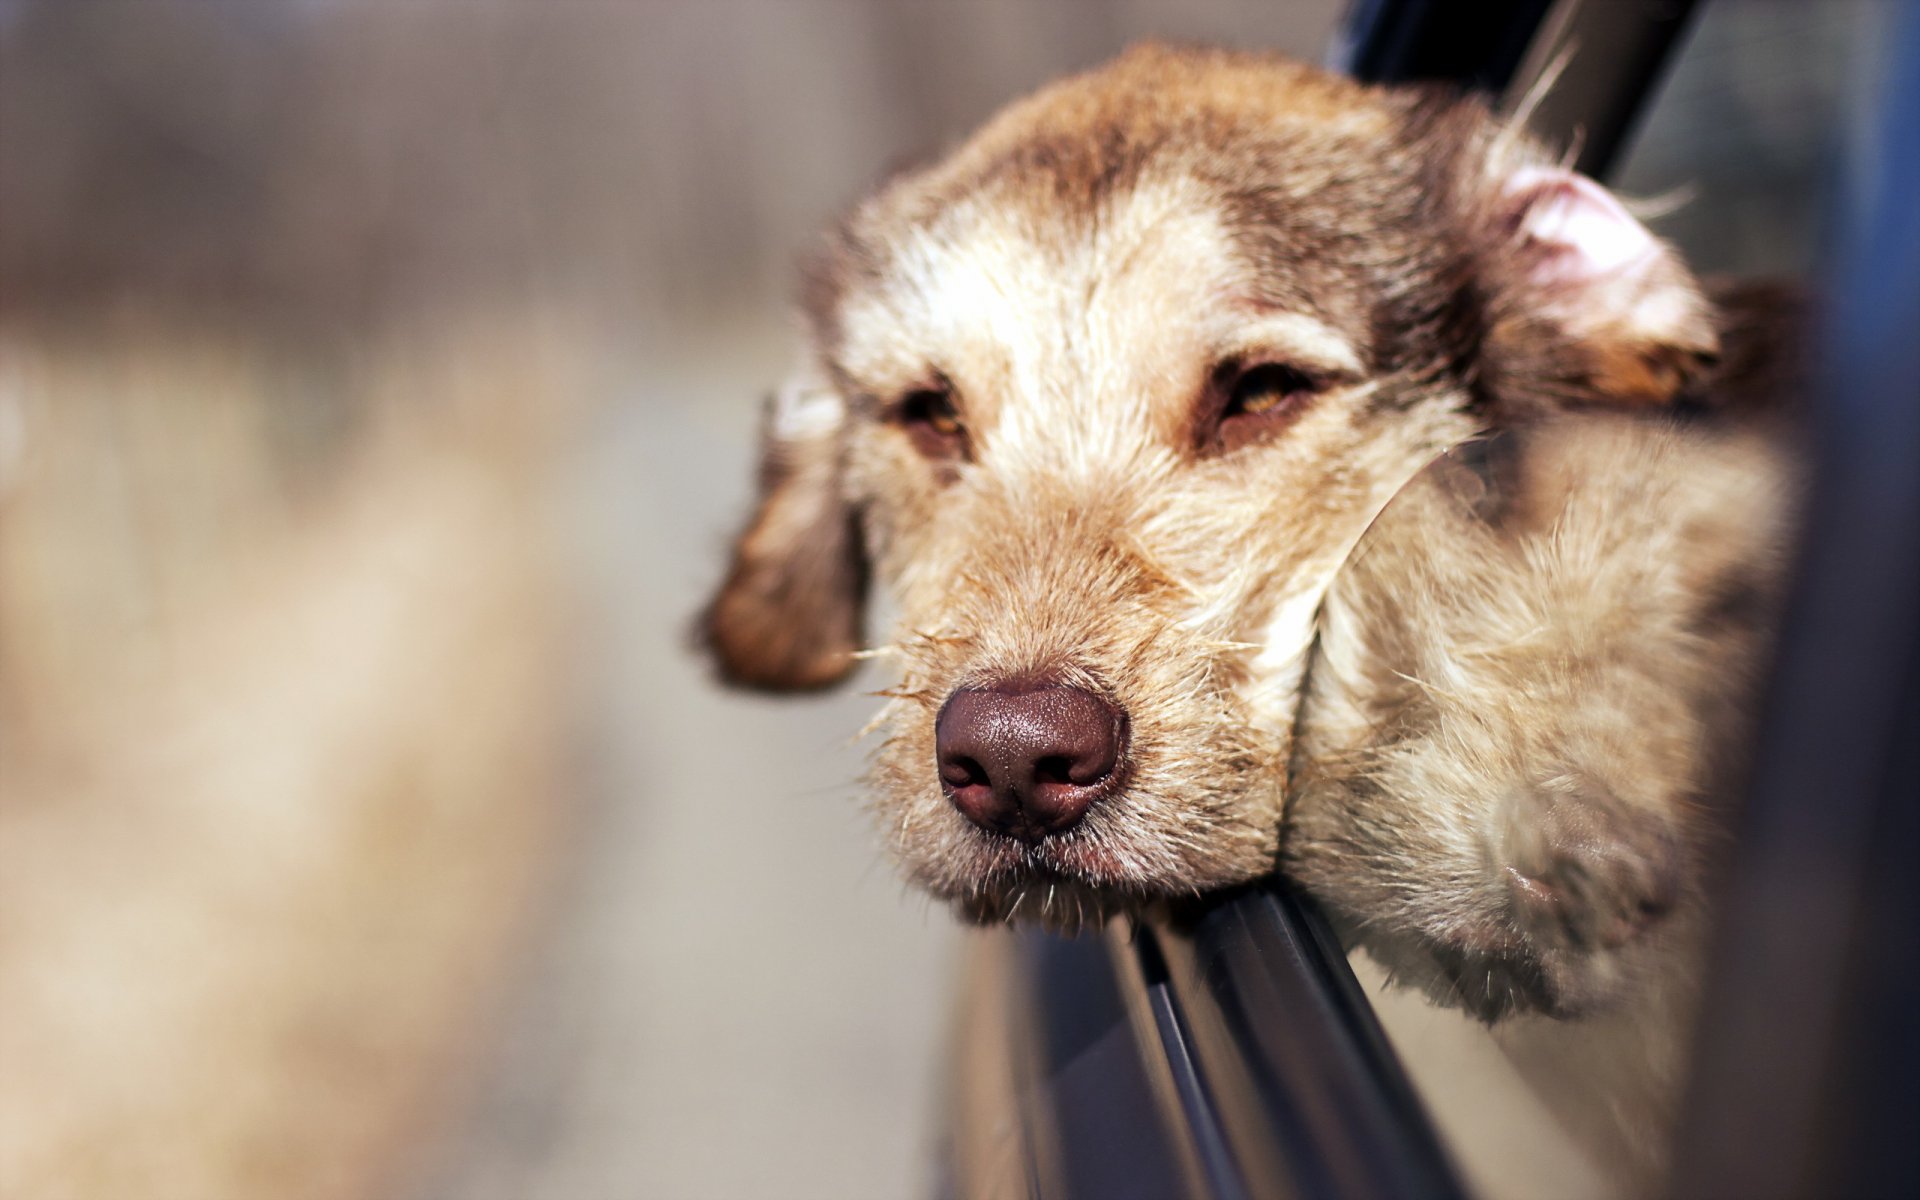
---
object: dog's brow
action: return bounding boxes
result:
[1220,309,1366,375]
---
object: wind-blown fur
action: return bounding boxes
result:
[701,42,1795,1078]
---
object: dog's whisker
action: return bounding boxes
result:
[850,707,896,744]
[864,686,932,702]
[905,628,972,647]
[1204,639,1263,653]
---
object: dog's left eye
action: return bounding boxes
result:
[894,383,969,462]
[1201,361,1320,451]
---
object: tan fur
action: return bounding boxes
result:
[697,47,1811,1194]
[703,41,1799,1181]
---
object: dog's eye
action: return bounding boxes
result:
[1224,362,1316,419]
[1203,361,1320,452]
[894,384,969,461]
[904,388,962,435]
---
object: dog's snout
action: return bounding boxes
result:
[935,683,1127,841]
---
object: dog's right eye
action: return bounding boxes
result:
[893,384,969,462]
[1198,360,1322,453]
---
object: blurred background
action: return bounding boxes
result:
[0,4,1344,1198]
[0,2,1872,1198]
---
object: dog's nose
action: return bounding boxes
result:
[935,682,1127,841]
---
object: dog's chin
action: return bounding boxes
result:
[949,877,1142,933]
[927,830,1183,933]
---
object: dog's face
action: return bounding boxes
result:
[704,45,1716,928]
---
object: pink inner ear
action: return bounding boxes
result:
[1505,165,1662,285]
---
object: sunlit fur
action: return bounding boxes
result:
[838,154,1479,926]
[704,43,1770,948]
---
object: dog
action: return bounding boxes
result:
[700,41,1793,1055]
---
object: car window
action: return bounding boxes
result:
[1356,7,1890,1199]
[1613,0,1890,278]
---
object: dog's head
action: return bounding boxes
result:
[702,45,1717,928]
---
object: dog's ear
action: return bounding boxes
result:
[700,358,868,691]
[1472,163,1719,413]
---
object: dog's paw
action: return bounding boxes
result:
[1457,776,1685,1018]
[1501,778,1683,953]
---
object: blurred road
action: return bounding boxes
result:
[411,316,963,1200]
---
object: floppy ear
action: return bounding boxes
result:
[1473,163,1719,414]
[700,358,868,691]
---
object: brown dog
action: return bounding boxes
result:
[701,44,1791,1027]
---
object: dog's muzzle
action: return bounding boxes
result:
[934,681,1129,843]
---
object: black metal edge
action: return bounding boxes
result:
[984,891,1467,1200]
[1244,886,1460,1172]
[1009,927,1197,1200]
[1666,6,1920,1197]
[1124,884,1470,1200]
[1332,0,1702,181]
[1500,0,1703,179]
[1125,925,1258,1200]
[1097,920,1253,1200]
[1328,0,1557,92]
